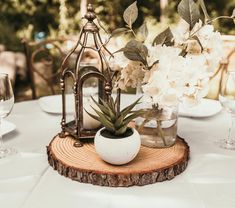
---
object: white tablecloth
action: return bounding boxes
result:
[1,100,235,208]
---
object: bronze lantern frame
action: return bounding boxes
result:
[59,4,118,146]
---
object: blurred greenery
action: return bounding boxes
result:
[0,0,234,52]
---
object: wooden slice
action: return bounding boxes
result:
[47,135,189,187]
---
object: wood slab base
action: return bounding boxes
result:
[47,135,190,187]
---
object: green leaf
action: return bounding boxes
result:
[177,0,200,30]
[110,28,129,38]
[198,0,210,23]
[91,106,115,131]
[114,114,123,129]
[120,96,142,118]
[99,98,116,122]
[179,45,188,57]
[84,108,99,121]
[122,112,142,126]
[139,22,148,41]
[113,47,126,55]
[231,8,235,18]
[123,39,148,65]
[90,97,109,116]
[123,1,138,27]
[191,35,203,52]
[99,98,113,112]
[115,125,127,135]
[108,107,116,122]
[152,27,174,46]
[110,97,116,112]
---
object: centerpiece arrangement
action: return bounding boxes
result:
[47,1,234,187]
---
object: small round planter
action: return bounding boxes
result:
[94,128,141,165]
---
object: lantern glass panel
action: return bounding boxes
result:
[64,76,75,123]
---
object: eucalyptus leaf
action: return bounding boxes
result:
[110,28,129,38]
[123,40,148,65]
[123,1,138,27]
[113,48,125,55]
[179,44,188,57]
[152,27,174,46]
[191,35,203,52]
[139,22,148,41]
[177,0,200,30]
[198,0,210,23]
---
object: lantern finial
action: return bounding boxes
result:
[84,4,96,22]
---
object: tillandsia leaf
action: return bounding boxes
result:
[90,106,115,131]
[102,97,116,121]
[177,0,201,30]
[114,114,124,129]
[115,125,127,135]
[90,106,111,122]
[107,107,116,122]
[152,27,174,46]
[122,112,143,127]
[110,28,129,38]
[123,39,148,65]
[120,96,142,118]
[110,97,116,112]
[84,109,99,121]
[90,97,110,116]
[114,94,119,110]
[123,1,138,28]
[191,35,203,52]
[198,0,210,23]
[99,97,116,119]
[139,22,148,41]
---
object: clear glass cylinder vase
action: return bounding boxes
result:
[135,85,178,148]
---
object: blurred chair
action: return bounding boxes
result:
[207,47,235,100]
[0,49,26,87]
[22,38,72,99]
[22,37,101,99]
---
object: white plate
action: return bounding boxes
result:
[38,94,74,114]
[179,99,222,118]
[38,94,136,114]
[2,120,16,135]
[39,95,222,118]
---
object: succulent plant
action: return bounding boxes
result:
[86,96,143,137]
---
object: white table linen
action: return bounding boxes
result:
[1,99,235,208]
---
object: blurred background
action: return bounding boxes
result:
[0,0,234,101]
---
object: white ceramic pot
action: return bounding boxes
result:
[94,128,141,165]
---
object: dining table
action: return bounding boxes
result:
[1,96,235,208]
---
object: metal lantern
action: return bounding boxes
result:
[59,4,117,147]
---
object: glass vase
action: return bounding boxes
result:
[136,103,178,148]
[135,81,179,148]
